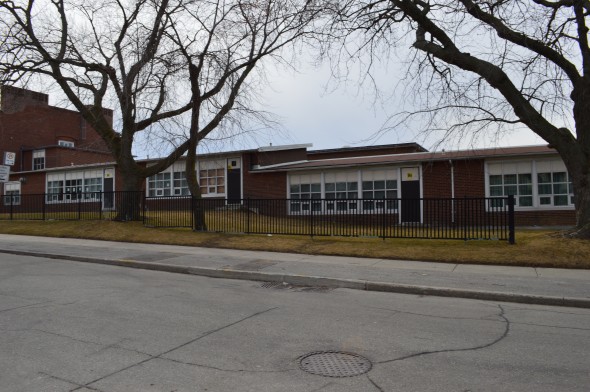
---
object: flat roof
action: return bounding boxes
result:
[251,145,559,172]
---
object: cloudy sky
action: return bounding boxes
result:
[202,57,547,155]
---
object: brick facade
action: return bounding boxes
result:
[0,86,112,172]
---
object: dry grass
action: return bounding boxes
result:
[0,220,588,269]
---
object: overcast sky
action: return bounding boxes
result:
[196,58,547,155]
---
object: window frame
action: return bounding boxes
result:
[485,159,575,211]
[32,149,45,171]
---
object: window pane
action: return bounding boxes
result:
[362,191,373,199]
[348,182,358,191]
[336,182,346,191]
[374,191,385,199]
[553,172,567,183]
[301,184,310,192]
[385,180,396,189]
[311,183,321,192]
[489,175,502,185]
[518,174,532,184]
[504,185,517,196]
[290,184,300,193]
[374,181,385,190]
[554,195,568,206]
[490,186,503,197]
[553,183,568,194]
[362,181,373,190]
[325,183,335,192]
[519,196,532,207]
[503,174,517,184]
[518,184,532,195]
[539,196,551,205]
[537,173,551,183]
[538,184,552,195]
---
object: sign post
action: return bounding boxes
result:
[3,152,16,166]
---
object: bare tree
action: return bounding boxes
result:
[0,0,320,221]
[168,0,321,230]
[330,0,590,238]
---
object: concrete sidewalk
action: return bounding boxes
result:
[1,234,589,308]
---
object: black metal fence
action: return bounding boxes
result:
[1,191,515,242]
[143,195,516,243]
[0,191,143,221]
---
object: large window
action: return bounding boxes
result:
[33,150,45,170]
[361,170,398,211]
[46,169,104,202]
[148,173,171,197]
[146,159,228,197]
[47,180,64,201]
[173,172,189,196]
[289,173,321,213]
[324,171,359,212]
[3,182,21,206]
[288,169,399,214]
[489,173,532,207]
[487,160,574,209]
[199,168,225,195]
[536,160,574,207]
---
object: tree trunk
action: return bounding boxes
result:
[185,147,207,231]
[569,167,590,238]
[115,169,144,221]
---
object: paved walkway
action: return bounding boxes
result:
[1,234,589,308]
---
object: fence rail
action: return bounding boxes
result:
[1,191,515,243]
[0,191,142,221]
[144,195,516,243]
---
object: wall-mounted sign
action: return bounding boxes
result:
[0,165,10,182]
[3,152,16,166]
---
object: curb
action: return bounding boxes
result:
[3,249,590,309]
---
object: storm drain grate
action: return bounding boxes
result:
[259,282,334,293]
[299,351,372,378]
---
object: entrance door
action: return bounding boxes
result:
[102,169,114,210]
[226,158,241,204]
[401,167,421,223]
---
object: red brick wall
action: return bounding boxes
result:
[422,159,485,198]
[1,88,112,172]
[242,153,287,198]
[515,210,575,226]
[422,161,453,198]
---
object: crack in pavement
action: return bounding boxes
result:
[367,374,385,392]
[38,372,105,392]
[68,306,279,391]
[0,300,53,314]
[161,356,296,373]
[376,304,510,364]
[369,305,500,322]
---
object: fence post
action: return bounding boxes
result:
[246,198,250,234]
[78,194,82,220]
[508,194,515,244]
[99,192,103,220]
[462,196,467,241]
[381,199,386,240]
[310,202,314,238]
[142,191,146,226]
[42,193,46,220]
[9,194,13,220]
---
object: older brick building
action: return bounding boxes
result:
[0,87,576,227]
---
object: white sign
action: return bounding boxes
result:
[3,152,16,166]
[0,165,10,183]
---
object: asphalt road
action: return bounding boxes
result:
[1,253,589,392]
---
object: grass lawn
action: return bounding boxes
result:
[0,220,588,269]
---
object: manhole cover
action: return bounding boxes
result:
[299,351,372,378]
